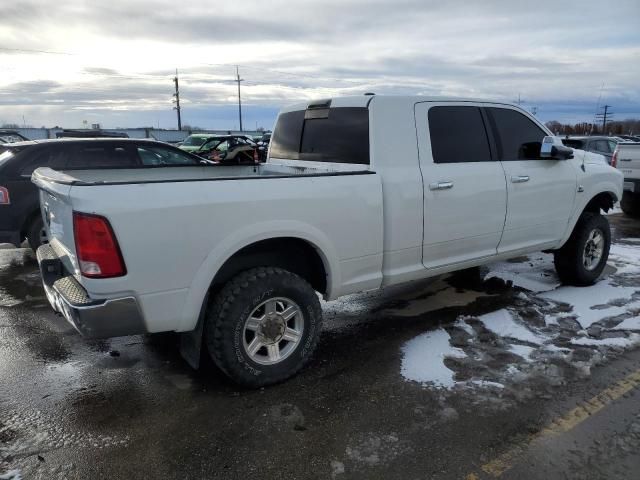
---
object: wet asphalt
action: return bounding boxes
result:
[1,213,640,480]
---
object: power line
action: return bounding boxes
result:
[595,104,613,134]
[236,65,243,132]
[173,69,182,130]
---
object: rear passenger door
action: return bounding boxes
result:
[6,147,69,222]
[486,107,577,253]
[415,103,507,269]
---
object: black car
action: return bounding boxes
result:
[0,138,203,250]
[0,130,29,143]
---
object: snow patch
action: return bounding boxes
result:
[541,279,640,328]
[571,333,640,348]
[478,309,546,344]
[483,253,560,293]
[0,471,21,480]
[400,329,466,388]
[508,343,535,360]
[613,316,640,330]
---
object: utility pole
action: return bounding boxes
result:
[173,69,182,131]
[595,105,613,135]
[236,65,243,132]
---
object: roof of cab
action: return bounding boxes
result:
[278,94,524,114]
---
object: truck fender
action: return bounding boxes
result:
[176,220,340,333]
[557,184,619,248]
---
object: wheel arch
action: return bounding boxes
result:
[209,237,329,297]
[557,190,618,249]
[177,225,339,334]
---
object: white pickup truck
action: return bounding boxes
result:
[33,96,623,387]
[614,142,640,216]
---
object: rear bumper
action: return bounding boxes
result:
[0,229,20,247]
[37,244,147,338]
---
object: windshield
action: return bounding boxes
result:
[182,136,208,146]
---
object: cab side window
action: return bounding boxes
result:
[487,108,547,160]
[428,106,492,163]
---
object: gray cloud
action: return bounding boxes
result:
[0,0,639,127]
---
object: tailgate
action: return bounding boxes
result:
[32,168,78,275]
[617,144,640,181]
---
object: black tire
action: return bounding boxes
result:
[553,212,611,286]
[27,215,47,251]
[205,267,322,388]
[620,192,640,218]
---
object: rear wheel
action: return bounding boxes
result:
[553,212,610,286]
[27,216,47,251]
[205,267,322,388]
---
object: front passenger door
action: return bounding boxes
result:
[487,107,577,253]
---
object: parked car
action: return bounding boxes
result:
[190,135,260,163]
[562,136,619,164]
[194,135,266,164]
[613,142,640,216]
[33,96,622,387]
[0,138,203,249]
[178,133,219,153]
[617,135,640,142]
[0,130,29,143]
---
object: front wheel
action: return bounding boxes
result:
[205,267,322,388]
[553,212,611,286]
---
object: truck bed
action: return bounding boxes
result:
[33,161,372,186]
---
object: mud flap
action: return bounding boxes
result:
[178,293,208,369]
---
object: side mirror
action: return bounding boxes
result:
[540,135,574,160]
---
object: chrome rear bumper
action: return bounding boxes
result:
[37,244,147,338]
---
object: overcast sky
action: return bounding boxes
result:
[1,0,639,130]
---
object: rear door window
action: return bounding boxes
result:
[136,145,199,166]
[270,107,369,164]
[487,107,547,160]
[593,140,611,153]
[428,106,492,163]
[19,148,68,176]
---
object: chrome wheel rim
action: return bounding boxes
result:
[583,228,604,271]
[242,297,304,365]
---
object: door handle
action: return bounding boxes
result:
[511,175,530,183]
[429,181,454,190]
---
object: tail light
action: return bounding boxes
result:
[611,149,618,168]
[73,212,126,278]
[0,187,9,204]
[253,148,259,163]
